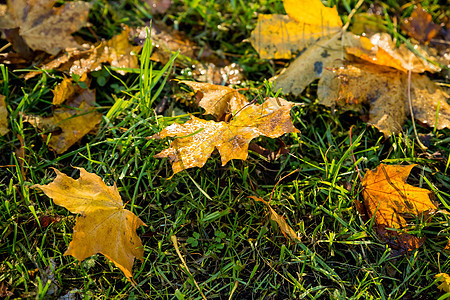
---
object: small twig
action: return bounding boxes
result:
[342,0,365,31]
[407,69,426,150]
[170,235,207,300]
[0,42,12,53]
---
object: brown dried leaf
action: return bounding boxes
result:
[317,62,450,136]
[401,4,441,43]
[70,28,141,76]
[0,95,9,136]
[0,0,92,55]
[180,81,248,119]
[25,83,102,154]
[153,97,299,175]
[25,28,140,79]
[250,196,300,241]
[32,168,146,282]
[362,164,436,251]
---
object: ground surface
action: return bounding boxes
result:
[0,0,449,299]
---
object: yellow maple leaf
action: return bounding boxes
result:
[436,273,450,293]
[32,168,146,282]
[152,97,299,175]
[250,0,342,59]
[361,164,436,251]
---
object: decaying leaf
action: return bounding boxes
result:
[436,273,450,293]
[361,164,436,251]
[250,0,342,59]
[401,4,441,43]
[25,78,102,153]
[250,196,300,241]
[25,28,141,79]
[69,28,141,76]
[0,0,91,55]
[0,95,9,136]
[318,62,450,135]
[153,97,299,175]
[32,168,146,282]
[180,81,248,119]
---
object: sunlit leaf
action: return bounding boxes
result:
[32,168,146,282]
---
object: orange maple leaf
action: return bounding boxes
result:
[152,97,299,175]
[361,164,436,251]
[32,168,146,282]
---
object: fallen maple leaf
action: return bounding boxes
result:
[0,0,91,56]
[180,81,248,120]
[436,273,450,293]
[250,196,300,242]
[152,97,299,175]
[318,62,450,135]
[250,0,342,59]
[0,95,8,136]
[401,4,441,43]
[32,168,146,282]
[361,164,436,251]
[25,77,102,153]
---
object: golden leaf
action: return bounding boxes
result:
[436,273,450,293]
[0,95,8,136]
[180,81,248,120]
[250,0,342,59]
[32,168,146,282]
[250,196,300,242]
[361,164,436,251]
[153,97,299,175]
[0,0,91,55]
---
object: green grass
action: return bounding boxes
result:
[1,0,450,299]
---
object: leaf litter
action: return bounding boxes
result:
[251,0,450,136]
